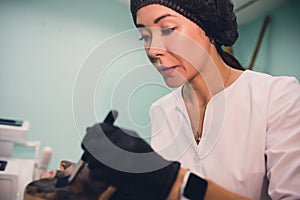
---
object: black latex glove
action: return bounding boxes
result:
[81,110,180,200]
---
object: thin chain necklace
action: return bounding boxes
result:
[193,67,232,144]
[195,133,201,144]
[193,127,201,144]
[224,67,232,87]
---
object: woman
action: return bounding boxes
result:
[130,0,300,199]
[38,0,299,199]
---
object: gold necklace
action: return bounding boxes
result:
[224,67,232,87]
[193,68,231,144]
[192,125,202,144]
[195,131,201,144]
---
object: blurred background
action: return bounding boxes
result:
[1,0,299,170]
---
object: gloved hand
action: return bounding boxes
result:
[81,110,180,200]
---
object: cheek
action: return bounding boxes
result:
[163,31,211,71]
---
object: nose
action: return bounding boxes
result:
[147,47,163,59]
[146,34,166,59]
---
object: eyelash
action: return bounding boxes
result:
[139,35,151,42]
[161,27,176,35]
[139,27,176,42]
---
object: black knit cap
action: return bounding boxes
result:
[130,0,238,47]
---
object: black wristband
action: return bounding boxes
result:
[183,173,208,200]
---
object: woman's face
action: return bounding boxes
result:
[136,4,213,88]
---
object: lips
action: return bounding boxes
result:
[158,66,177,75]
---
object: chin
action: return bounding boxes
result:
[164,79,185,88]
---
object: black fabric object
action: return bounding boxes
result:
[81,110,181,200]
[183,173,208,200]
[130,0,238,47]
[55,176,70,188]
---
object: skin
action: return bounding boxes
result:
[39,160,75,179]
[136,4,249,200]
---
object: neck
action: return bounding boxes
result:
[183,55,231,105]
[182,77,210,108]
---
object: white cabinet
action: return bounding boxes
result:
[0,157,35,200]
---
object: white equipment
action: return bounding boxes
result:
[0,118,29,157]
[0,157,35,200]
[0,118,52,200]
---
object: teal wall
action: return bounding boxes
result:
[0,0,169,169]
[234,0,300,80]
[1,0,299,170]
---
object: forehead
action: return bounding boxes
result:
[136,4,181,24]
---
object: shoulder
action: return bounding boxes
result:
[264,72,300,123]
[226,70,300,121]
[246,70,300,105]
[242,70,299,87]
[234,70,300,96]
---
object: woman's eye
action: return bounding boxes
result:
[139,35,151,42]
[161,27,176,35]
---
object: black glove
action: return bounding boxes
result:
[81,110,180,200]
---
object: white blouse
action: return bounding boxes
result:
[149,70,300,200]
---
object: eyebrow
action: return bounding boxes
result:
[136,14,176,28]
[154,14,173,23]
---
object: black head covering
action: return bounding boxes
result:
[130,0,244,70]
